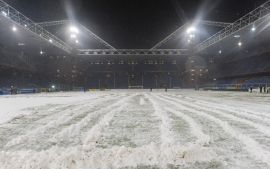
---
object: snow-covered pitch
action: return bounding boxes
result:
[0,90,270,169]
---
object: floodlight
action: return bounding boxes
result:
[49,39,53,43]
[186,27,196,34]
[251,26,256,32]
[238,42,242,47]
[40,51,44,55]
[2,11,7,17]
[12,26,17,32]
[75,40,79,44]
[70,34,77,39]
[51,85,56,89]
[69,26,79,34]
[189,34,195,38]
[219,50,222,54]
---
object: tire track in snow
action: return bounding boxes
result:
[146,93,183,167]
[172,93,270,121]
[157,94,270,166]
[162,94,270,151]
[146,94,175,147]
[145,94,217,167]
[0,99,96,149]
[169,93,270,126]
[97,94,161,148]
[2,94,124,150]
[83,94,137,145]
[51,94,134,147]
[162,94,270,138]
[151,94,210,146]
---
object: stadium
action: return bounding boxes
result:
[0,0,270,168]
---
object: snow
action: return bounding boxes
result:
[0,90,270,168]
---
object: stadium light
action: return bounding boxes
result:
[49,39,53,43]
[75,40,79,44]
[186,27,196,34]
[70,34,77,39]
[12,26,17,32]
[219,50,222,54]
[51,85,56,89]
[69,26,79,34]
[40,50,44,55]
[1,11,7,17]
[251,26,256,32]
[189,34,195,38]
[238,41,242,47]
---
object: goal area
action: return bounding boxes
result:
[128,86,144,89]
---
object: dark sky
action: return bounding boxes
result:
[5,0,267,48]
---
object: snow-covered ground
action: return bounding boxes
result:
[0,90,270,169]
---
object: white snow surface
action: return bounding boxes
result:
[0,90,270,169]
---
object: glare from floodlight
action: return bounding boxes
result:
[51,85,56,89]
[189,34,195,38]
[40,50,44,55]
[251,26,256,32]
[186,27,196,34]
[49,39,53,43]
[24,24,27,27]
[234,35,240,38]
[219,50,222,54]
[2,11,7,17]
[12,26,17,32]
[70,34,77,39]
[238,42,242,47]
[75,40,79,44]
[69,26,79,34]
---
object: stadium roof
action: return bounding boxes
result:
[0,0,270,58]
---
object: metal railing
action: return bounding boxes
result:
[0,0,72,53]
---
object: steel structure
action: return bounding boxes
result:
[78,49,189,56]
[1,0,269,57]
[0,0,72,53]
[36,20,70,27]
[151,23,189,50]
[37,20,116,50]
[201,20,231,27]
[150,20,231,50]
[196,0,270,52]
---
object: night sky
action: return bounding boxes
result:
[5,0,267,48]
